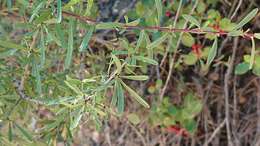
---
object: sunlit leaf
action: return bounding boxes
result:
[29,2,45,23]
[119,79,150,108]
[127,113,141,125]
[182,14,200,28]
[121,75,149,81]
[181,33,195,47]
[135,56,158,65]
[207,38,218,65]
[233,8,258,30]
[112,54,122,74]
[254,33,260,40]
[249,38,255,69]
[57,0,62,23]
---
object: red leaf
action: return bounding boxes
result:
[191,44,202,58]
[166,125,189,137]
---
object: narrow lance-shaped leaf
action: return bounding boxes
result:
[64,0,82,10]
[96,22,122,30]
[79,25,94,52]
[70,106,85,130]
[120,75,149,81]
[8,122,13,142]
[147,33,168,50]
[34,61,42,96]
[65,19,75,69]
[112,54,122,74]
[249,37,256,69]
[207,38,218,65]
[119,79,150,108]
[135,56,158,66]
[135,30,145,51]
[115,78,125,113]
[155,0,162,25]
[15,123,33,142]
[29,2,45,23]
[56,24,66,49]
[57,0,62,23]
[182,14,200,28]
[254,33,260,40]
[0,49,17,59]
[0,40,27,50]
[85,0,94,16]
[40,28,46,68]
[233,8,258,30]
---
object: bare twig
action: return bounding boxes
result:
[230,0,243,20]
[203,118,227,146]
[224,37,239,146]
[159,0,199,101]
[253,78,260,146]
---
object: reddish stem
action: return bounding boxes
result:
[62,11,253,37]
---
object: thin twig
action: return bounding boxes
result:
[159,0,199,101]
[224,37,239,146]
[62,11,254,38]
[203,118,227,146]
[230,0,243,20]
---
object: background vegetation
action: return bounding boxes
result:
[0,0,260,145]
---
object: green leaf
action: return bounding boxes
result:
[39,29,46,68]
[127,113,141,125]
[228,30,243,37]
[57,0,62,23]
[0,40,27,50]
[155,0,162,25]
[253,66,260,76]
[233,8,258,30]
[15,123,33,142]
[147,33,168,50]
[135,56,158,65]
[182,14,200,28]
[112,54,122,74]
[254,33,260,40]
[115,79,125,113]
[64,0,82,10]
[65,19,75,69]
[206,38,218,65]
[56,24,66,49]
[32,60,42,96]
[29,2,45,23]
[96,22,122,30]
[79,25,94,52]
[121,75,149,81]
[183,53,198,65]
[70,106,84,130]
[249,38,256,69]
[0,49,17,59]
[235,62,250,75]
[85,0,94,16]
[40,96,75,106]
[183,119,196,134]
[119,79,150,108]
[8,122,13,142]
[65,76,83,96]
[181,33,195,47]
[135,30,145,51]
